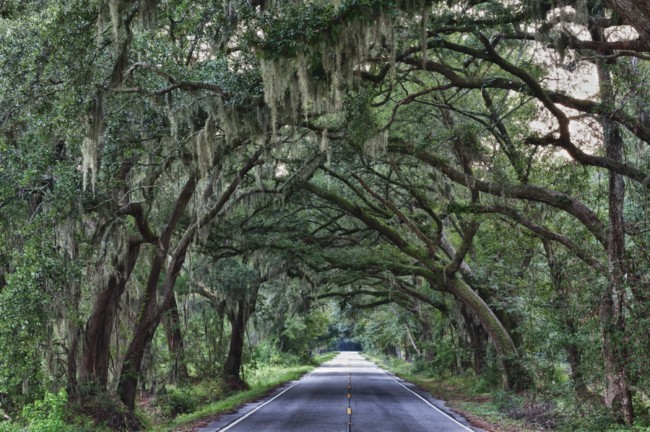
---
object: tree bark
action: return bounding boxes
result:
[117,247,180,411]
[223,280,259,388]
[460,305,487,374]
[66,287,82,397]
[419,312,436,362]
[446,276,524,389]
[592,27,634,423]
[118,149,261,411]
[599,81,634,426]
[79,243,140,391]
[223,300,249,387]
[604,0,650,49]
[117,166,201,410]
[565,332,589,398]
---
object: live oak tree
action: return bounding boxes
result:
[1,0,649,429]
[251,0,649,423]
[1,0,270,422]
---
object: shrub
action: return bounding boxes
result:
[0,422,19,432]
[155,380,227,418]
[155,387,198,417]
[21,389,76,432]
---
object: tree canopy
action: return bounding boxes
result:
[0,0,649,430]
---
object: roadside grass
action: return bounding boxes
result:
[365,354,650,432]
[365,354,537,432]
[149,352,338,432]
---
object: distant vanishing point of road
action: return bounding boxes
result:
[199,352,479,432]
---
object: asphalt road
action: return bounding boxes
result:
[199,352,478,432]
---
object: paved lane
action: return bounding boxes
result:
[199,352,477,432]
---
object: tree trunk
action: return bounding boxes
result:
[593,24,634,425]
[79,281,122,389]
[223,300,248,388]
[446,276,525,389]
[222,281,260,389]
[600,130,633,424]
[67,322,80,396]
[79,244,140,392]
[403,324,420,358]
[461,306,487,374]
[163,294,189,384]
[66,275,82,396]
[117,249,169,411]
[604,0,650,49]
[419,312,436,362]
[440,237,524,362]
[117,149,259,411]
[117,172,200,411]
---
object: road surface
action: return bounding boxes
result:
[199,352,478,432]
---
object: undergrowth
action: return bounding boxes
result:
[367,353,650,432]
[150,351,337,431]
[0,353,337,432]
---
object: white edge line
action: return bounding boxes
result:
[381,369,475,432]
[216,371,312,432]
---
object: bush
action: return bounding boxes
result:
[492,389,522,414]
[20,389,76,432]
[155,380,226,418]
[553,398,630,432]
[155,387,198,417]
[471,376,496,394]
[249,343,302,367]
[0,422,19,432]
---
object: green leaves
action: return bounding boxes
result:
[0,220,80,407]
[21,389,76,432]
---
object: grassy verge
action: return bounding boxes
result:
[150,352,338,432]
[364,354,537,432]
[365,355,650,431]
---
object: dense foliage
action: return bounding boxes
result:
[0,0,649,430]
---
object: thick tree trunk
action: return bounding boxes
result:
[460,306,487,374]
[223,300,248,387]
[118,244,196,410]
[223,286,258,389]
[595,45,634,424]
[66,247,82,396]
[117,250,169,411]
[446,277,525,389]
[79,244,139,392]
[118,173,200,411]
[604,0,650,49]
[118,323,159,411]
[79,281,122,389]
[440,237,524,359]
[67,324,80,395]
[600,140,633,424]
